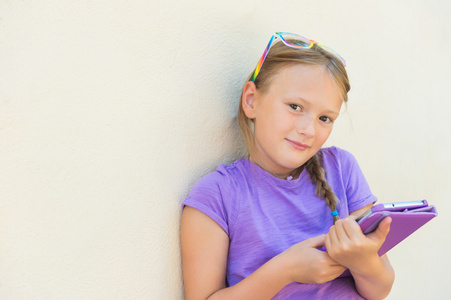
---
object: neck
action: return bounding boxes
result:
[248,155,303,180]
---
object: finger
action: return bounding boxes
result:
[333,219,350,245]
[368,217,392,242]
[341,217,364,241]
[328,224,340,249]
[306,234,326,248]
[379,216,392,233]
[325,233,331,251]
[348,214,359,221]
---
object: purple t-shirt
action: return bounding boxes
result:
[182,147,377,299]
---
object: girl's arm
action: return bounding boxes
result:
[325,204,395,300]
[181,206,346,300]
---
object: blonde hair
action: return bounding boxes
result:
[238,41,350,224]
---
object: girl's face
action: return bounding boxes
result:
[244,63,343,178]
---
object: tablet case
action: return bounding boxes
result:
[327,200,437,277]
[359,200,437,256]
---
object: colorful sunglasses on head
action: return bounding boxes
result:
[251,32,347,82]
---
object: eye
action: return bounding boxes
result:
[319,116,333,123]
[289,104,302,111]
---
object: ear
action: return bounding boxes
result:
[241,81,258,119]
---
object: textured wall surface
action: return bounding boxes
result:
[0,1,450,299]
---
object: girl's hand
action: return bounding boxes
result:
[324,216,392,275]
[280,234,346,284]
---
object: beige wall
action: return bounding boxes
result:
[1,1,450,299]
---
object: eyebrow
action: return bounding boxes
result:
[324,108,341,115]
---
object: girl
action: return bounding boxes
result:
[181,32,394,299]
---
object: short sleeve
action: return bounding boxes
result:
[336,148,377,212]
[182,170,233,235]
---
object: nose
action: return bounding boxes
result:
[297,114,315,138]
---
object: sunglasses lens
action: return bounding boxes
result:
[279,33,312,48]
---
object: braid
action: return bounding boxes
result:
[305,151,340,224]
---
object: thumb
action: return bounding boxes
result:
[368,217,392,243]
[306,234,326,248]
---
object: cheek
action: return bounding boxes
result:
[316,127,333,144]
[274,111,297,129]
[260,110,291,132]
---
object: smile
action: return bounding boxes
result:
[286,139,310,151]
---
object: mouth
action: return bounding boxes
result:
[285,139,310,151]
